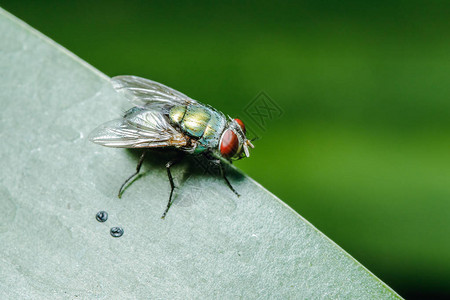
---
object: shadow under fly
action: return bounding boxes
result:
[116,149,244,218]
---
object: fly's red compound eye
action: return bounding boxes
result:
[220,129,239,158]
[234,118,246,134]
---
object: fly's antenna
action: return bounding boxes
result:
[242,139,254,158]
[243,143,250,157]
[246,139,255,149]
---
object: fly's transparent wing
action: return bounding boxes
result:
[89,108,188,148]
[111,75,197,109]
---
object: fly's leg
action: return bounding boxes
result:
[219,161,240,197]
[118,150,147,198]
[161,156,182,219]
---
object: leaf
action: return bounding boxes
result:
[0,8,401,299]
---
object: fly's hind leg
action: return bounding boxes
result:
[161,156,183,219]
[219,161,240,197]
[118,150,147,198]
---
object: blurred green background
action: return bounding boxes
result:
[2,0,449,298]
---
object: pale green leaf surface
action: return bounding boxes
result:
[0,8,400,299]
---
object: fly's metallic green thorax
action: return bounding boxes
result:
[168,104,226,153]
[199,108,226,146]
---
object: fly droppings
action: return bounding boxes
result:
[95,211,108,222]
[110,226,124,238]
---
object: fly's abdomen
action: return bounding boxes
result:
[169,104,210,138]
[181,105,211,137]
[168,104,226,150]
[168,105,186,124]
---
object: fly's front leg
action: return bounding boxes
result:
[219,161,240,197]
[161,156,183,219]
[118,150,147,198]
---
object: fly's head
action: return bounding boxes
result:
[218,118,254,161]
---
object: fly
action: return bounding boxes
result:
[89,75,254,219]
